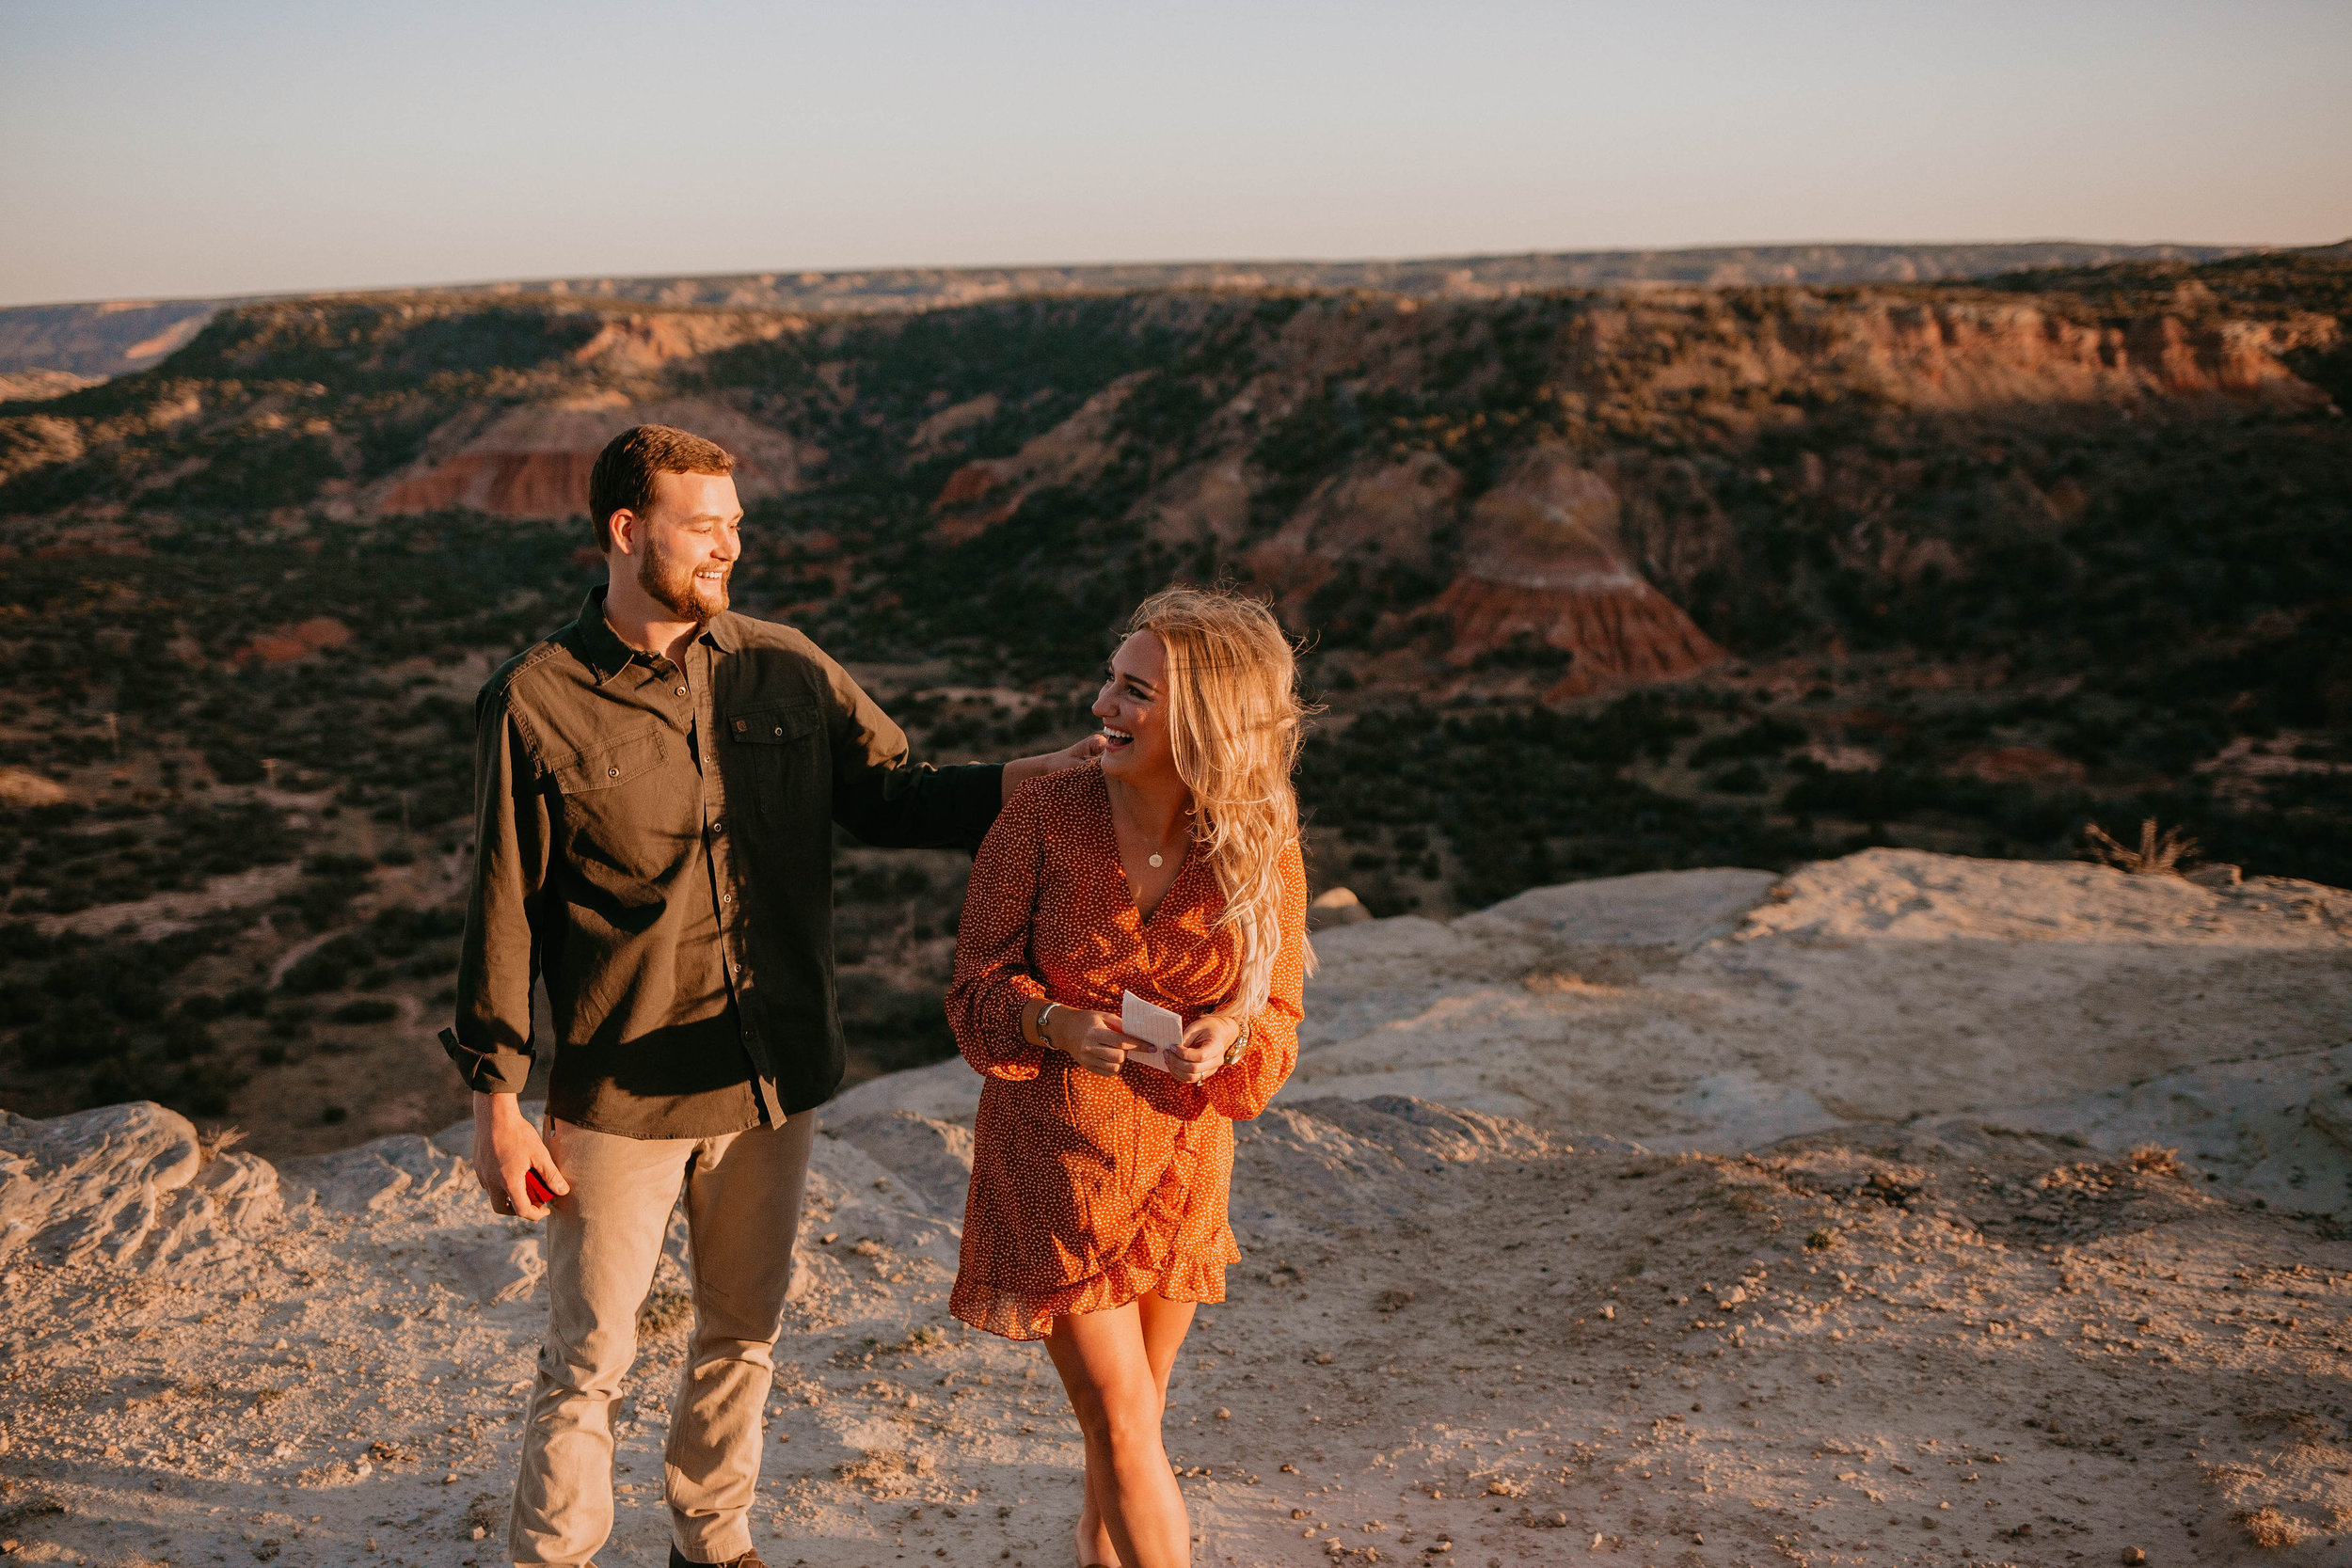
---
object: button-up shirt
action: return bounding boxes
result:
[443,587,1002,1138]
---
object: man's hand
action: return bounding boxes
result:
[1041,1006,1137,1078]
[471,1090,569,1220]
[1001,733,1107,800]
[1166,1014,1240,1085]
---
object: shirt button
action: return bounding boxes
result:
[606,766,619,778]
[675,686,688,697]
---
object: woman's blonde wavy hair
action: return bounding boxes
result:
[1126,586,1318,1022]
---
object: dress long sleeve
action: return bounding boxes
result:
[1201,838,1308,1121]
[943,779,1050,1081]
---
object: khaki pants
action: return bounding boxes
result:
[508,1113,816,1566]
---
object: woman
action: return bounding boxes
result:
[945,586,1313,1568]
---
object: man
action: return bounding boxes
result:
[442,424,1097,1567]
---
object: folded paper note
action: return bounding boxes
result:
[1120,990,1184,1072]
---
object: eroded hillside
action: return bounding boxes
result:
[0,255,2346,1142]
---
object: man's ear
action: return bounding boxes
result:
[606,509,642,558]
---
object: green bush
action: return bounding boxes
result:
[280,934,371,994]
[1690,719,1805,767]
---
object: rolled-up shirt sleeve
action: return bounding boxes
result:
[1201,838,1308,1121]
[944,781,1050,1081]
[445,686,548,1095]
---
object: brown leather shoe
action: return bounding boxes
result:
[668,1549,766,1568]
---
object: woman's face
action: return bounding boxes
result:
[1092,631,1179,785]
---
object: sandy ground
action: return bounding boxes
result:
[3,849,2349,1567]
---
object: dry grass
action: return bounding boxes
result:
[2128,1144,2187,1177]
[194,1126,245,1165]
[635,1288,693,1338]
[2082,817,2201,876]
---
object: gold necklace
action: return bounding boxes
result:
[1114,783,1184,870]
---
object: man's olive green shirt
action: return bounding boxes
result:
[444,588,1002,1138]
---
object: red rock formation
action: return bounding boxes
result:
[1953,746,2088,786]
[383,449,601,518]
[923,376,1141,543]
[931,461,1012,511]
[238,616,352,663]
[377,398,813,520]
[1433,445,1724,694]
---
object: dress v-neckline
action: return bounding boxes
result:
[1098,773,1190,928]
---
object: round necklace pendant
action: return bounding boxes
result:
[1148,853,1164,868]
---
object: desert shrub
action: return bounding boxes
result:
[279,933,372,994]
[302,852,374,877]
[0,921,53,961]
[0,980,43,1026]
[20,1006,130,1069]
[368,901,464,956]
[289,879,358,930]
[161,1015,214,1061]
[1469,635,1575,673]
[2081,818,2200,875]
[1690,718,1805,767]
[161,429,342,512]
[204,747,266,785]
[327,998,399,1024]
[1705,762,1770,795]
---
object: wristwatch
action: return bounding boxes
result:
[1035,1001,1060,1049]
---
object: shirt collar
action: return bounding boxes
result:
[575,585,634,685]
[575,585,739,683]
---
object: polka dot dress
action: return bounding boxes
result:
[944,766,1307,1340]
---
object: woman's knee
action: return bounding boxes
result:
[1097,1394,1167,1463]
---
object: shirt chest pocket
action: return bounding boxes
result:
[548,729,677,878]
[723,701,824,819]
[727,703,821,749]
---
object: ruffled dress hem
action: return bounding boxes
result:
[950,1233,1241,1342]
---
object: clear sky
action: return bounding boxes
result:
[3,0,2346,307]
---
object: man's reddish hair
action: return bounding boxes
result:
[587,424,736,550]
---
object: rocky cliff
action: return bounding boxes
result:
[2,852,2346,1563]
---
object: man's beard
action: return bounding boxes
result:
[637,539,728,626]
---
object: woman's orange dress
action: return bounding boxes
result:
[945,766,1306,1340]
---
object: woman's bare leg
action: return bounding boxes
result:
[1073,1294,1199,1564]
[1050,1299,1192,1568]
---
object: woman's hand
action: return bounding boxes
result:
[1166,1014,1241,1085]
[1001,733,1108,800]
[1043,1006,1137,1078]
